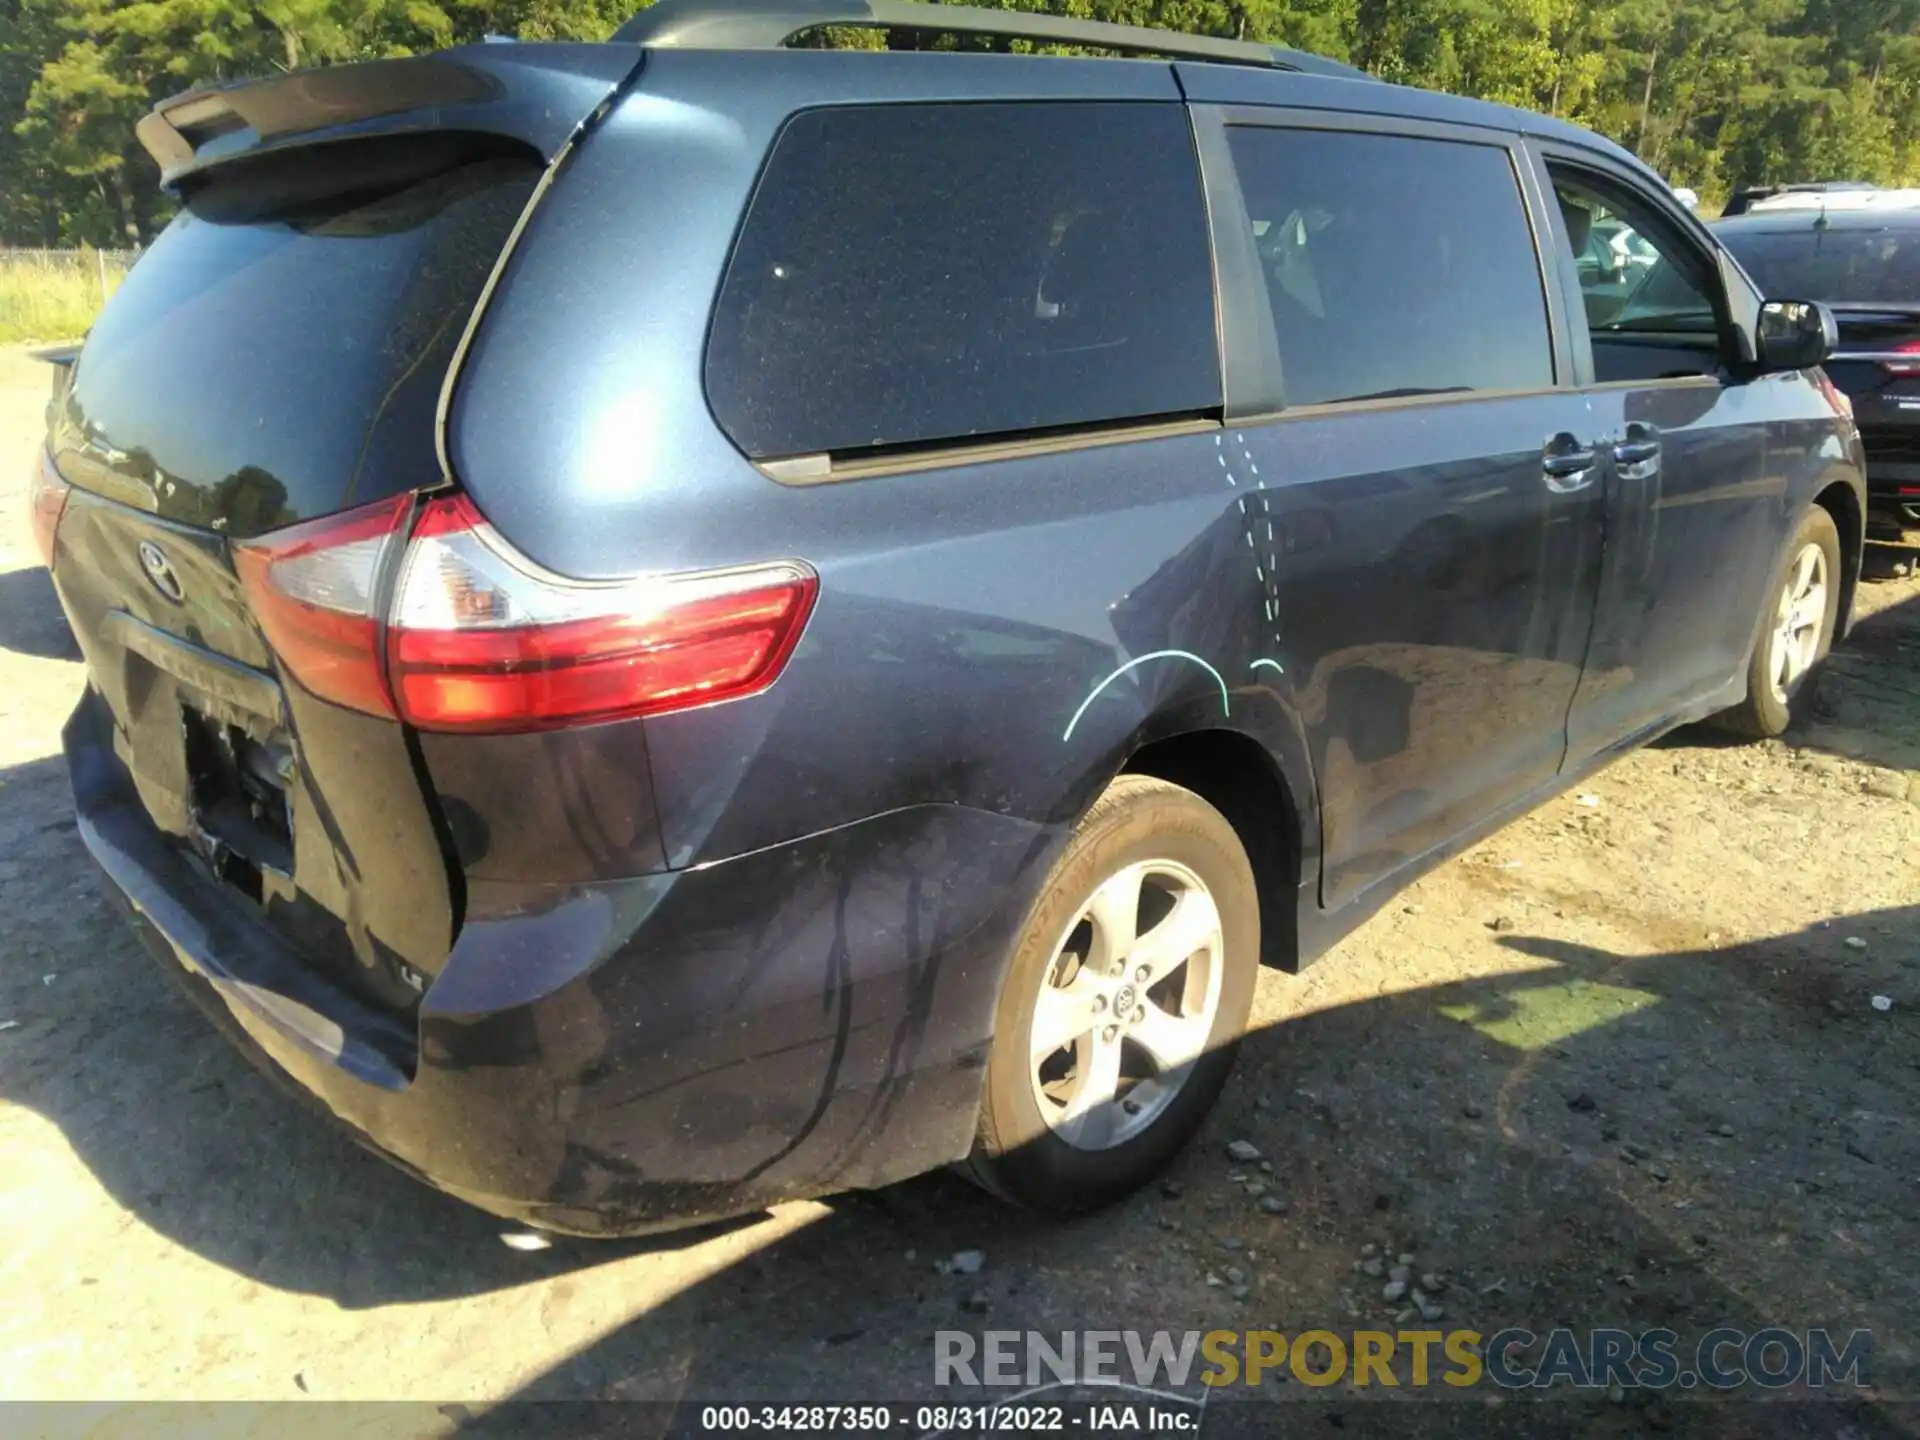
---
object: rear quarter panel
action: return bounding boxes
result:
[448,50,1322,875]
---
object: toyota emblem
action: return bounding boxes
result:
[137,539,185,604]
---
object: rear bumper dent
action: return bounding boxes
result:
[68,692,1059,1234]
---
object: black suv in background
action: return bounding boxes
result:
[1717,199,1920,535]
[1721,181,1878,218]
[31,0,1864,1235]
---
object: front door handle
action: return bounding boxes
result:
[1612,422,1663,480]
[1543,433,1598,493]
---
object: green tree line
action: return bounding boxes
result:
[3,0,1918,245]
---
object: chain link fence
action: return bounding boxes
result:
[0,247,139,297]
[0,248,139,344]
[0,248,141,268]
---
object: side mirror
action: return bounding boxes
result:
[1757,300,1838,372]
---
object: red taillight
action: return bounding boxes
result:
[1882,339,1920,376]
[29,448,70,569]
[387,495,816,732]
[232,495,411,718]
[235,492,818,732]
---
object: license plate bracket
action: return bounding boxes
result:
[182,704,294,886]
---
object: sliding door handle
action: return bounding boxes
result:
[1612,422,1663,479]
[1543,433,1598,492]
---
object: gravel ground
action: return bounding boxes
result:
[2,342,1918,1436]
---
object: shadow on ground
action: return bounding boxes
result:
[1788,580,1920,773]
[0,565,80,661]
[1656,578,1920,776]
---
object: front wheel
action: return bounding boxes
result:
[1715,506,1842,739]
[965,775,1260,1213]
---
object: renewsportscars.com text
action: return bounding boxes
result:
[935,1327,1871,1391]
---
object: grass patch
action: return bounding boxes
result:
[1438,977,1660,1051]
[0,253,126,344]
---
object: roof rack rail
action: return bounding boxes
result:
[612,0,1369,78]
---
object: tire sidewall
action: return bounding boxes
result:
[978,778,1260,1211]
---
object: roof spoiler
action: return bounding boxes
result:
[135,43,644,189]
[613,0,1371,79]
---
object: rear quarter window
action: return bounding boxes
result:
[705,102,1222,461]
[1225,126,1554,407]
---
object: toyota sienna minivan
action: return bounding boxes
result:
[32,0,1865,1234]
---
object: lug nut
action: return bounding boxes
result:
[1091,994,1107,1013]
[1122,1098,1141,1116]
[1133,1005,1147,1024]
[1103,1025,1119,1043]
[1135,965,1151,983]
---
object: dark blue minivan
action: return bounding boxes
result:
[31,0,1866,1234]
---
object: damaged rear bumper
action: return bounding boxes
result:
[68,689,1059,1235]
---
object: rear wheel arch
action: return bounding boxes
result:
[1120,728,1305,971]
[1811,477,1863,640]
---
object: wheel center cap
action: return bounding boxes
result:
[1112,983,1137,1018]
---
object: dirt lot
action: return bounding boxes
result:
[2,340,1918,1435]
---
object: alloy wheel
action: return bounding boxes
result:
[1028,859,1225,1152]
[1768,541,1828,705]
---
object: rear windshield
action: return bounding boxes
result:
[705,102,1221,461]
[64,134,537,534]
[1719,224,1920,305]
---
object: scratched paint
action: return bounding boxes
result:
[1222,431,1285,655]
[1212,433,1236,486]
[1061,650,1231,743]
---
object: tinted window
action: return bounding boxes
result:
[1226,127,1552,407]
[69,136,537,534]
[706,103,1220,460]
[1719,224,1920,305]
[1550,173,1717,338]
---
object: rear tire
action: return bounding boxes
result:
[966,775,1259,1214]
[1714,506,1842,739]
